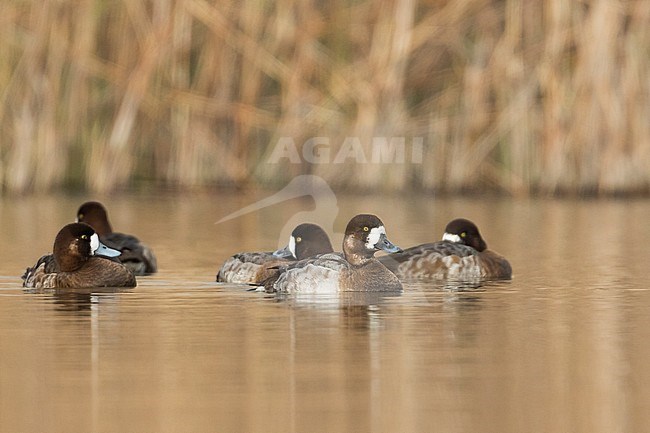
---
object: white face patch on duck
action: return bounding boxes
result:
[442,232,462,243]
[90,233,121,258]
[365,226,386,249]
[90,233,100,255]
[289,235,296,258]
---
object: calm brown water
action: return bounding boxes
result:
[1,192,649,433]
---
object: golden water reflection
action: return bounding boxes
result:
[0,193,649,433]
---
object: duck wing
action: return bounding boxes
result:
[217,251,292,283]
[378,241,477,271]
[263,253,348,294]
[22,254,58,288]
[103,232,157,275]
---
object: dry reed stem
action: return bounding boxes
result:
[0,0,649,195]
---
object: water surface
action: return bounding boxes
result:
[1,193,649,433]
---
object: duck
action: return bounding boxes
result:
[263,214,403,294]
[378,218,512,280]
[217,223,333,284]
[76,201,157,275]
[22,223,137,289]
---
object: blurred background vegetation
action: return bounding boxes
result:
[1,0,649,196]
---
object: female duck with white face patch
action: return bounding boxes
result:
[265,214,403,294]
[378,218,512,281]
[216,223,333,284]
[22,223,137,289]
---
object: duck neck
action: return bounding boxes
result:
[343,237,374,266]
[55,251,87,272]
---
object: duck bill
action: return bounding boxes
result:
[273,244,294,259]
[95,242,121,258]
[375,233,401,253]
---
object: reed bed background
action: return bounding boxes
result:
[1,0,649,196]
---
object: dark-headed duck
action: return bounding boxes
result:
[22,223,137,289]
[378,218,512,280]
[217,223,333,284]
[264,214,403,294]
[77,201,157,275]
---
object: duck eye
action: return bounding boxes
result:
[460,232,466,238]
[296,236,302,243]
[78,213,83,219]
[363,226,369,232]
[80,234,88,240]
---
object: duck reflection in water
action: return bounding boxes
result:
[274,290,402,331]
[24,287,132,313]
